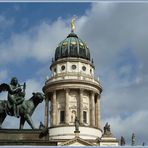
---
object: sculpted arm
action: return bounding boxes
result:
[9,86,22,94]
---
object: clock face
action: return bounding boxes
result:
[72,65,76,70]
[82,66,86,71]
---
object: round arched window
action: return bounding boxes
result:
[82,66,86,71]
[72,65,76,70]
[61,65,65,71]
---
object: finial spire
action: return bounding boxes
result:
[71,18,75,32]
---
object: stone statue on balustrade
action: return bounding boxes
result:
[103,122,113,137]
[74,116,80,133]
[120,136,126,146]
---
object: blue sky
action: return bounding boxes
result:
[0,2,148,145]
[0,2,90,81]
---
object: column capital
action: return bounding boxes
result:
[90,91,95,95]
[80,88,84,93]
[65,88,70,93]
[96,93,101,100]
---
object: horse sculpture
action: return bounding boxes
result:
[0,92,45,129]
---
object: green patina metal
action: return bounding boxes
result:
[0,77,45,129]
[55,32,91,61]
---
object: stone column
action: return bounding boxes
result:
[95,95,98,127]
[44,95,49,128]
[90,91,95,127]
[79,89,83,125]
[98,94,101,128]
[95,94,100,128]
[52,91,57,126]
[65,89,70,124]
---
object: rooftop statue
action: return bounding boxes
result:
[103,122,112,136]
[120,136,126,146]
[0,77,45,129]
[71,18,75,32]
[39,121,45,129]
[132,133,136,146]
[74,116,79,132]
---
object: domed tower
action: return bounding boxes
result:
[43,20,102,141]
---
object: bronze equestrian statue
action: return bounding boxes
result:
[0,77,45,129]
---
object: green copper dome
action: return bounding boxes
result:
[55,32,90,61]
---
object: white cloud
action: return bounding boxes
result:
[102,110,148,145]
[0,2,148,144]
[0,69,8,82]
[0,17,69,64]
[80,3,148,144]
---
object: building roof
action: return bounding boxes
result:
[55,32,91,61]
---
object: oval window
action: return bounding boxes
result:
[82,66,86,71]
[72,65,76,70]
[61,65,65,71]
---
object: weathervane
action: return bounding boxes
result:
[71,18,75,32]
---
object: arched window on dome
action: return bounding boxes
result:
[79,42,86,59]
[61,42,68,57]
[55,46,61,60]
[70,40,77,57]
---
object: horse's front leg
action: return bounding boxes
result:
[24,114,35,129]
[0,113,7,129]
[19,117,25,129]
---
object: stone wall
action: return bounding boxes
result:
[0,129,56,146]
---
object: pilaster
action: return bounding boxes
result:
[90,91,95,127]
[65,89,70,124]
[52,91,57,126]
[44,95,49,128]
[79,89,83,125]
[95,94,100,128]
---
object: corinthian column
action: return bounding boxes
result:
[44,95,49,128]
[79,89,83,125]
[98,94,101,128]
[95,94,100,128]
[52,91,57,126]
[65,89,70,124]
[90,91,95,127]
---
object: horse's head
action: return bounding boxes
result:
[32,92,45,103]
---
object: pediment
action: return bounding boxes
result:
[60,137,95,146]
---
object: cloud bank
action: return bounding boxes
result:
[0,2,148,144]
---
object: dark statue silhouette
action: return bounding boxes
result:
[0,77,45,129]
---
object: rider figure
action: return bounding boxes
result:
[8,77,25,117]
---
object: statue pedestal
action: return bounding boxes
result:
[100,133,119,146]
[0,129,56,146]
[74,130,80,137]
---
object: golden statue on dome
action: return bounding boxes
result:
[71,18,75,32]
